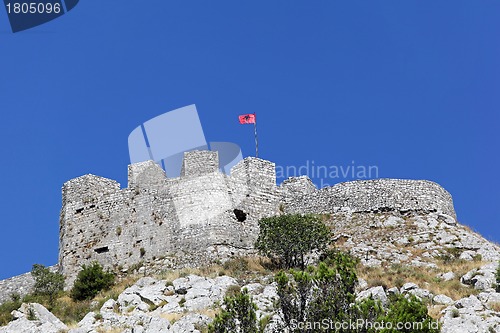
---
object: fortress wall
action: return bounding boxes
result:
[128,160,167,189]
[181,150,219,177]
[59,175,122,284]
[62,174,120,205]
[284,178,456,218]
[59,156,261,285]
[59,187,129,287]
[0,265,58,304]
[60,184,179,287]
[279,176,318,209]
[56,153,457,289]
[168,172,233,228]
[168,210,259,267]
[230,158,280,219]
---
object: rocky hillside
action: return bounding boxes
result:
[1,211,500,333]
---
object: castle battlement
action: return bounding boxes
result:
[58,151,456,287]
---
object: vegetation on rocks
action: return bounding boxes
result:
[31,264,65,305]
[208,288,259,333]
[0,212,498,331]
[255,214,330,269]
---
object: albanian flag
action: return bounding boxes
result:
[238,113,256,124]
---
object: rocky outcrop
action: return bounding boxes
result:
[0,303,67,333]
[68,274,276,333]
[1,258,500,333]
[326,211,500,268]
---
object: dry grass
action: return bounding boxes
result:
[96,327,125,333]
[196,308,219,319]
[155,256,271,283]
[439,259,485,278]
[358,259,486,321]
[40,295,91,326]
[488,302,500,312]
[427,305,447,320]
[160,312,184,323]
[358,259,485,301]
[95,274,141,305]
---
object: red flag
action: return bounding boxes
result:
[238,113,256,124]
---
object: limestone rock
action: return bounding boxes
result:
[0,303,67,333]
[356,286,388,306]
[433,294,454,305]
[400,282,418,293]
[169,313,210,333]
[438,271,456,281]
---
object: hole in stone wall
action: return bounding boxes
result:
[233,209,247,222]
[94,246,109,254]
[75,208,84,214]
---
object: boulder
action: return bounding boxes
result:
[0,303,67,333]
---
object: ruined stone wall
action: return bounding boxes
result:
[58,154,456,287]
[0,151,459,301]
[0,266,58,304]
[180,150,219,177]
[281,178,456,219]
[58,153,281,287]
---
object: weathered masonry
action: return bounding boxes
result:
[58,150,456,286]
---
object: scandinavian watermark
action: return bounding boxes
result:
[276,160,379,188]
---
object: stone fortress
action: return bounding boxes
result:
[0,150,456,300]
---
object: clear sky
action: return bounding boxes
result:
[0,1,499,280]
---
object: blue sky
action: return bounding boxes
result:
[0,1,499,280]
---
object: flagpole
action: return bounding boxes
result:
[253,113,258,158]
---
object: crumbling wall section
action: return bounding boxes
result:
[283,178,456,218]
[0,265,59,304]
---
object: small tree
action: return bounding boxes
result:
[208,288,260,333]
[274,251,360,332]
[273,251,438,333]
[31,264,65,304]
[255,214,330,269]
[70,262,115,301]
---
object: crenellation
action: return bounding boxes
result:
[62,174,120,205]
[230,157,276,189]
[128,160,166,189]
[56,154,457,288]
[1,150,458,298]
[180,150,219,177]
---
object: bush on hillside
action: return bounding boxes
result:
[31,264,65,304]
[255,214,330,269]
[208,288,260,333]
[70,262,115,301]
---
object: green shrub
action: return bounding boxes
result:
[26,305,37,321]
[274,251,359,331]
[355,296,385,331]
[378,294,440,333]
[31,264,65,304]
[0,298,22,326]
[208,288,259,333]
[272,251,438,333]
[70,262,115,301]
[255,214,330,269]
